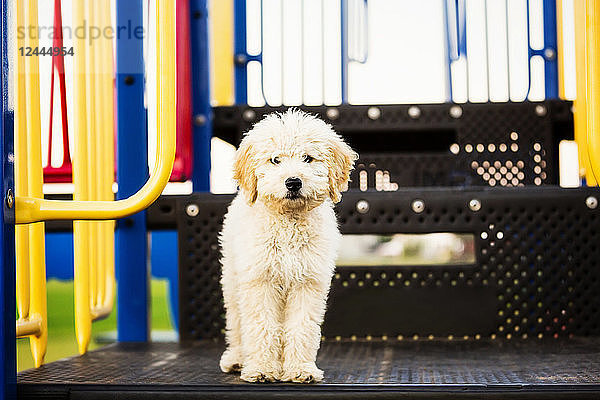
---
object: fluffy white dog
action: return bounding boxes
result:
[219,109,357,383]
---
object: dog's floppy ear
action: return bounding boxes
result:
[327,135,358,203]
[233,138,258,204]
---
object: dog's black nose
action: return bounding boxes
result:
[285,177,302,192]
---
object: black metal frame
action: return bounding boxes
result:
[177,187,600,342]
[213,101,573,188]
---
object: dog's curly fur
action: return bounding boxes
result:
[219,109,357,383]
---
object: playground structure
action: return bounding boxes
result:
[3,0,600,399]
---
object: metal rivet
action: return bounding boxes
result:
[411,199,425,213]
[124,76,135,85]
[186,204,200,217]
[367,107,381,120]
[544,48,556,60]
[194,114,206,126]
[356,200,370,214]
[242,109,256,122]
[586,196,598,209]
[469,199,481,212]
[5,189,13,209]
[326,108,340,120]
[535,105,547,117]
[449,105,462,118]
[408,106,421,119]
[234,53,248,65]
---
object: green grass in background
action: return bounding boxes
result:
[17,279,174,372]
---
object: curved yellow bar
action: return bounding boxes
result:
[586,0,600,182]
[15,1,176,225]
[574,0,596,184]
[15,133,175,224]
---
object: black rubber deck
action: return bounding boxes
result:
[17,339,600,399]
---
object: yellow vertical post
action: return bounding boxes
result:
[15,0,31,323]
[157,1,176,188]
[24,0,48,368]
[94,0,116,311]
[210,0,235,105]
[586,0,600,181]
[574,0,596,184]
[557,0,566,99]
[100,0,116,311]
[94,1,106,309]
[72,0,92,354]
[86,0,99,311]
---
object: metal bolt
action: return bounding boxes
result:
[408,106,421,119]
[544,47,556,60]
[356,200,370,214]
[326,108,340,120]
[586,196,598,209]
[411,199,425,214]
[367,107,381,120]
[234,53,248,65]
[194,114,206,126]
[186,204,199,217]
[449,105,463,119]
[5,189,13,209]
[535,105,547,117]
[242,109,256,122]
[469,199,481,212]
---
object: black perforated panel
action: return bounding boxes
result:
[213,101,573,188]
[178,187,600,343]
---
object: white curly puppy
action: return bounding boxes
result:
[219,109,357,383]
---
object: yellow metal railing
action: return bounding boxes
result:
[15,0,47,369]
[70,0,119,354]
[15,0,176,363]
[573,0,597,185]
[15,3,176,224]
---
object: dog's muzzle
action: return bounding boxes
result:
[285,177,302,199]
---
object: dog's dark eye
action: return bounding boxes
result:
[303,155,313,163]
[271,156,280,165]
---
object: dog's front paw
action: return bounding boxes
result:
[220,348,242,373]
[281,363,324,383]
[240,363,281,383]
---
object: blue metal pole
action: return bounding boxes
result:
[542,0,559,99]
[234,0,248,104]
[0,0,16,396]
[190,0,212,190]
[115,0,149,342]
[341,0,349,104]
[443,0,455,102]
